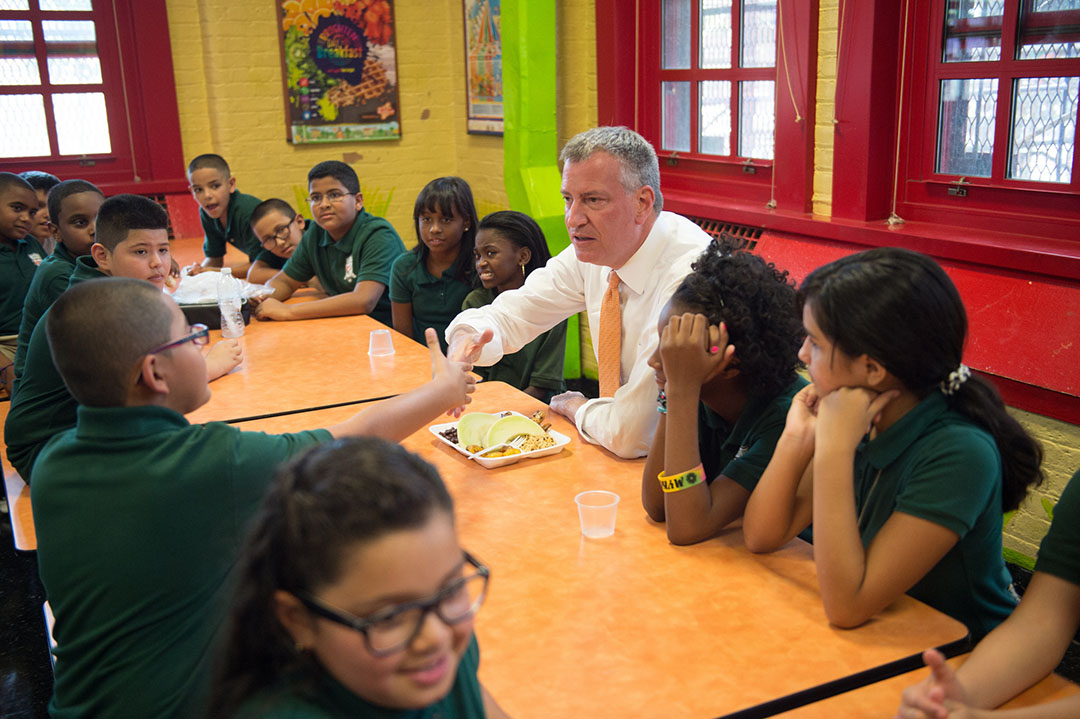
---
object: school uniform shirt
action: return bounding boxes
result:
[853,391,1016,640]
[282,208,405,326]
[1033,468,1080,587]
[5,255,105,480]
[389,252,473,350]
[698,376,808,490]
[446,211,711,459]
[32,404,331,719]
[0,234,45,335]
[201,190,267,263]
[462,287,567,401]
[232,636,485,719]
[13,242,79,379]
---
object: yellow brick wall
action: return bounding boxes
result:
[165,0,594,247]
[807,3,1077,557]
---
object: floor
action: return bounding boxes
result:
[0,494,52,719]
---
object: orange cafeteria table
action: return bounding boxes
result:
[773,654,1078,717]
[0,400,34,551]
[234,381,970,719]
[185,313,433,424]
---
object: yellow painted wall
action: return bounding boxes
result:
[807,4,1077,558]
[165,0,596,247]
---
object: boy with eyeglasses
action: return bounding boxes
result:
[30,278,477,719]
[6,194,243,482]
[247,198,322,290]
[186,153,283,282]
[254,160,404,324]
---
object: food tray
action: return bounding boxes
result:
[428,410,571,469]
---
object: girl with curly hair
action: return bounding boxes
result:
[641,236,806,545]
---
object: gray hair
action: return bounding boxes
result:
[559,126,663,214]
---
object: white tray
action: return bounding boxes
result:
[428,411,571,469]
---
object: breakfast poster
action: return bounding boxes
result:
[277,0,401,144]
[463,0,503,135]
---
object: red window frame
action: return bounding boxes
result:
[894,0,1080,241]
[0,0,186,194]
[597,0,817,214]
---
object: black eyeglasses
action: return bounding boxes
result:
[260,216,297,248]
[146,324,209,355]
[296,551,490,657]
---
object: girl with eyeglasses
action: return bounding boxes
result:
[209,437,508,718]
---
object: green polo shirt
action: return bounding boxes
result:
[698,376,808,491]
[462,288,567,400]
[32,404,331,719]
[253,246,288,272]
[1034,469,1080,587]
[0,234,46,335]
[390,252,473,349]
[201,190,266,263]
[233,635,483,719]
[282,208,404,326]
[854,391,1016,640]
[13,242,79,379]
[5,256,106,479]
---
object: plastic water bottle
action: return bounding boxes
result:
[217,268,245,339]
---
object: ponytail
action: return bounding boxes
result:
[947,374,1043,511]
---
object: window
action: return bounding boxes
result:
[0,0,186,193]
[652,0,777,161]
[895,0,1080,238]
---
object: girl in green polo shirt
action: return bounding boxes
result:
[462,210,567,402]
[390,178,479,351]
[210,438,507,719]
[744,248,1043,640]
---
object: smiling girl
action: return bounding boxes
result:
[743,248,1043,640]
[463,211,566,402]
[390,178,479,350]
[210,437,508,719]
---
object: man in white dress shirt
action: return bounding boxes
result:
[446,126,711,458]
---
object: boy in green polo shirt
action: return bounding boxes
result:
[186,153,284,281]
[254,160,404,325]
[31,277,475,719]
[0,172,46,396]
[6,194,243,481]
[13,179,105,383]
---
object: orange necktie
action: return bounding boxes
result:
[598,270,622,397]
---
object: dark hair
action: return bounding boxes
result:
[250,198,298,227]
[797,247,1042,511]
[410,177,479,283]
[209,438,455,718]
[95,194,169,251]
[187,154,231,177]
[47,179,104,226]
[477,210,551,278]
[46,278,173,406]
[308,160,360,194]
[19,170,61,193]
[669,235,803,397]
[0,171,35,197]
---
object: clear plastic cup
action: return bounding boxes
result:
[368,329,395,356]
[575,490,620,538]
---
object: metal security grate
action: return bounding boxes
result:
[690,216,763,250]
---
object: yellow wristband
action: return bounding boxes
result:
[657,464,706,493]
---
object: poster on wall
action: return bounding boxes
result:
[277,0,401,144]
[463,0,503,135]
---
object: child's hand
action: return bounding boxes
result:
[253,298,293,321]
[896,649,972,719]
[426,328,476,411]
[816,386,899,453]
[783,383,822,444]
[205,338,243,380]
[658,313,734,392]
[184,263,208,276]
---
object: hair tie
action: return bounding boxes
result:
[940,364,971,396]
